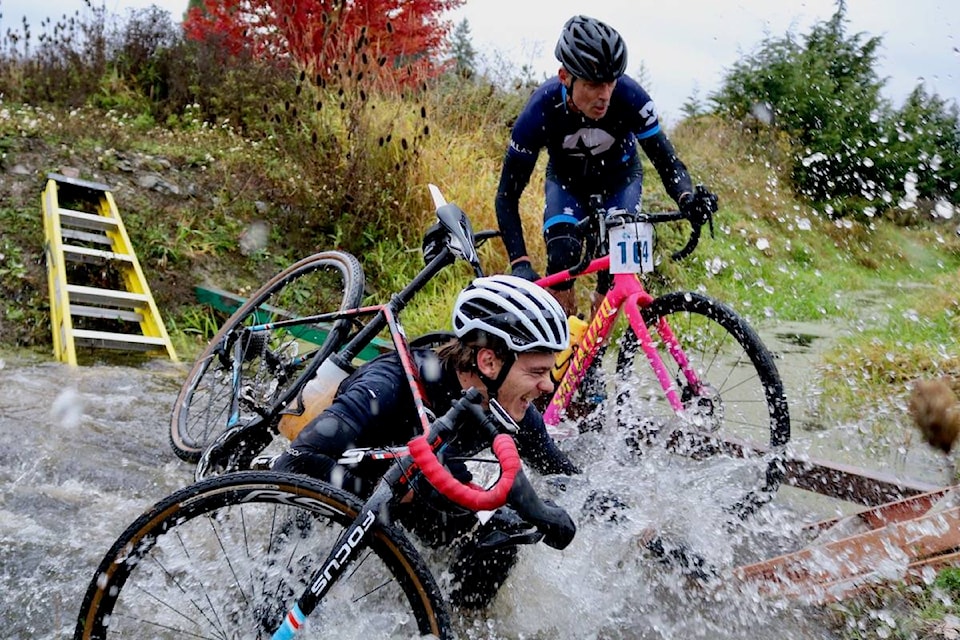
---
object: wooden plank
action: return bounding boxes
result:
[47,172,113,193]
[70,304,143,322]
[782,457,942,506]
[731,503,960,602]
[62,244,133,264]
[662,430,942,505]
[61,227,113,245]
[798,549,960,604]
[73,329,168,351]
[804,488,951,534]
[58,208,119,231]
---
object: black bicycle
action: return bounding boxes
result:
[76,390,555,639]
[169,249,365,462]
[77,198,572,638]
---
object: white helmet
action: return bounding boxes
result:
[453,275,569,352]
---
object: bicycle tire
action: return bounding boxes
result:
[613,291,790,518]
[170,251,365,462]
[74,471,452,640]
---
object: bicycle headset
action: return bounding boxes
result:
[452,275,569,399]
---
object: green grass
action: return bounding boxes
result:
[5,98,959,390]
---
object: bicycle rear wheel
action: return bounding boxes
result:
[170,251,364,462]
[615,291,790,518]
[74,472,451,640]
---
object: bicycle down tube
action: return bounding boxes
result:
[538,257,693,429]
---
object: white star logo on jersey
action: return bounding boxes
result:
[562,128,616,156]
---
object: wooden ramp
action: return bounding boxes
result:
[41,173,177,365]
[661,428,958,602]
[731,487,960,603]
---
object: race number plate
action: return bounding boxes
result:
[609,222,654,273]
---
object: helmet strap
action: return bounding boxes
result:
[561,77,578,115]
[476,351,516,401]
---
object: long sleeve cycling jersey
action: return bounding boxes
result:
[281,348,578,493]
[495,75,694,263]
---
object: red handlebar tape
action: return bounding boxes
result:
[407,433,521,511]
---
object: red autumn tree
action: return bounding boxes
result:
[183,0,464,87]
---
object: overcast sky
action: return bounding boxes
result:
[4,0,957,124]
[450,0,959,124]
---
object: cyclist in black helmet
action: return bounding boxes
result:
[274,274,578,609]
[496,14,718,318]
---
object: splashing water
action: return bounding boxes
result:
[2,340,947,639]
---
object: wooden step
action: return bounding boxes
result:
[72,329,168,351]
[66,285,149,308]
[61,227,113,246]
[70,305,143,322]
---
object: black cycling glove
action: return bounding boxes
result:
[510,259,541,282]
[679,185,719,233]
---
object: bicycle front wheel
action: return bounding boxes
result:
[74,472,451,640]
[615,291,790,517]
[170,251,364,462]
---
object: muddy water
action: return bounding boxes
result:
[763,316,952,489]
[0,351,193,638]
[0,324,945,639]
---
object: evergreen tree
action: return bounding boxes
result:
[880,85,960,210]
[710,2,960,213]
[449,18,476,79]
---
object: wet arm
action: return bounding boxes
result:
[638,130,694,203]
[494,149,539,264]
[515,406,580,476]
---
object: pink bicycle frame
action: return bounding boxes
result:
[537,255,704,428]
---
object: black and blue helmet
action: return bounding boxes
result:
[555,15,627,83]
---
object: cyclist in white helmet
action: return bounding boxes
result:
[274,274,578,609]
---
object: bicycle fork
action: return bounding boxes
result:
[270,483,392,640]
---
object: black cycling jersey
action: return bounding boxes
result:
[276,348,578,494]
[495,75,694,263]
[273,347,579,608]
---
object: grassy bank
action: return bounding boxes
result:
[2,94,958,413]
[1,87,959,638]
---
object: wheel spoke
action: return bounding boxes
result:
[76,472,450,639]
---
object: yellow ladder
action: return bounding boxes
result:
[41,173,178,365]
